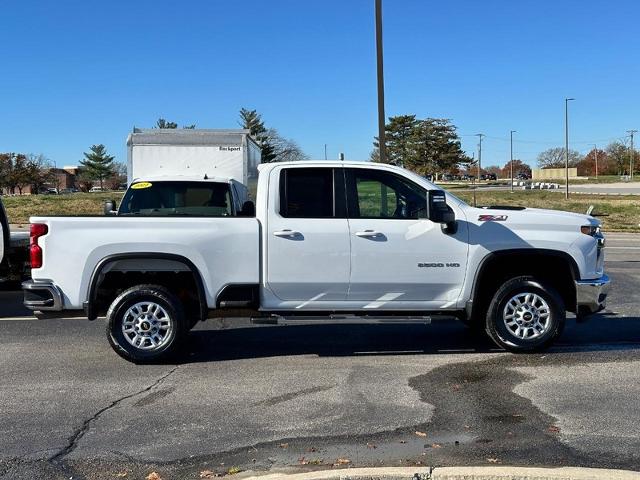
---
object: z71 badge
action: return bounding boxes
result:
[478,214,508,221]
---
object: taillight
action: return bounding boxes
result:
[30,223,48,269]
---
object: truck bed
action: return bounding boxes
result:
[29,216,260,310]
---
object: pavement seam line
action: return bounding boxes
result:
[48,365,180,464]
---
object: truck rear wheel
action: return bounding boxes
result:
[485,276,565,352]
[106,284,187,363]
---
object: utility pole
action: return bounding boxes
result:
[510,130,516,192]
[375,0,387,164]
[475,133,485,180]
[592,144,598,180]
[565,98,575,199]
[628,130,637,180]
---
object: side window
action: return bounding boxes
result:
[346,169,427,219]
[279,168,335,218]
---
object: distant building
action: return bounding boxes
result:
[532,168,578,180]
[48,167,78,190]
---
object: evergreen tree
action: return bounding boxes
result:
[80,144,115,189]
[373,115,420,167]
[412,118,471,175]
[372,116,470,175]
[239,108,276,162]
[155,118,178,129]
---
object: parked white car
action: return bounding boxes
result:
[23,161,609,362]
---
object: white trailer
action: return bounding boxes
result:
[126,129,262,186]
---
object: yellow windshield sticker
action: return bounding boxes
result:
[131,182,152,190]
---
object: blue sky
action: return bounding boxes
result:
[1,0,638,168]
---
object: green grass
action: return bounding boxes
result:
[3,192,125,225]
[453,189,640,232]
[4,188,639,232]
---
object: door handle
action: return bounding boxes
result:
[273,229,301,238]
[355,230,381,238]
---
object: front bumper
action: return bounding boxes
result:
[575,274,610,318]
[22,280,63,311]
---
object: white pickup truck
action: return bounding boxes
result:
[23,161,609,362]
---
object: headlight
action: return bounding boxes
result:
[581,225,599,236]
[581,225,605,248]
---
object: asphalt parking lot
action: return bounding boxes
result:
[1,234,639,479]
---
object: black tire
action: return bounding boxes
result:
[485,276,565,352]
[106,284,187,363]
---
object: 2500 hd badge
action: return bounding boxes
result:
[418,262,461,268]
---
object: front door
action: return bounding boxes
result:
[265,166,351,306]
[345,167,468,310]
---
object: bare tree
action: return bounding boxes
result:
[537,147,582,169]
[265,128,308,162]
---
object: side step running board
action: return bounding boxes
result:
[251,314,431,326]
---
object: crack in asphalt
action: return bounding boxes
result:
[47,366,180,467]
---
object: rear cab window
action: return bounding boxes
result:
[279,168,345,218]
[119,181,235,216]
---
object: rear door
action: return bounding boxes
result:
[345,167,468,309]
[265,166,351,305]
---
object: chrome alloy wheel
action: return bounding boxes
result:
[121,301,173,350]
[502,292,551,340]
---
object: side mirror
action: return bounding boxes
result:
[104,200,118,216]
[240,200,255,217]
[427,190,456,233]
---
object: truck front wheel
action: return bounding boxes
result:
[485,276,565,352]
[106,285,187,363]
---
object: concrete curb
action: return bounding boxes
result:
[239,466,640,480]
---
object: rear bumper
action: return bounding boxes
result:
[575,274,610,318]
[22,280,63,311]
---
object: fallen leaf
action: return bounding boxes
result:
[415,431,427,437]
[115,473,128,478]
[548,425,561,433]
[298,457,308,465]
[199,470,217,479]
[227,466,242,475]
[146,473,162,480]
[279,443,289,449]
[366,442,377,449]
[334,458,351,465]
[431,443,442,448]
[399,440,407,444]
[487,457,500,464]
[306,447,317,453]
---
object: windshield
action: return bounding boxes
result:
[119,181,234,216]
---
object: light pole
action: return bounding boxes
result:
[564,98,575,199]
[628,130,637,180]
[510,130,516,192]
[475,133,485,180]
[592,144,598,180]
[375,0,387,164]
